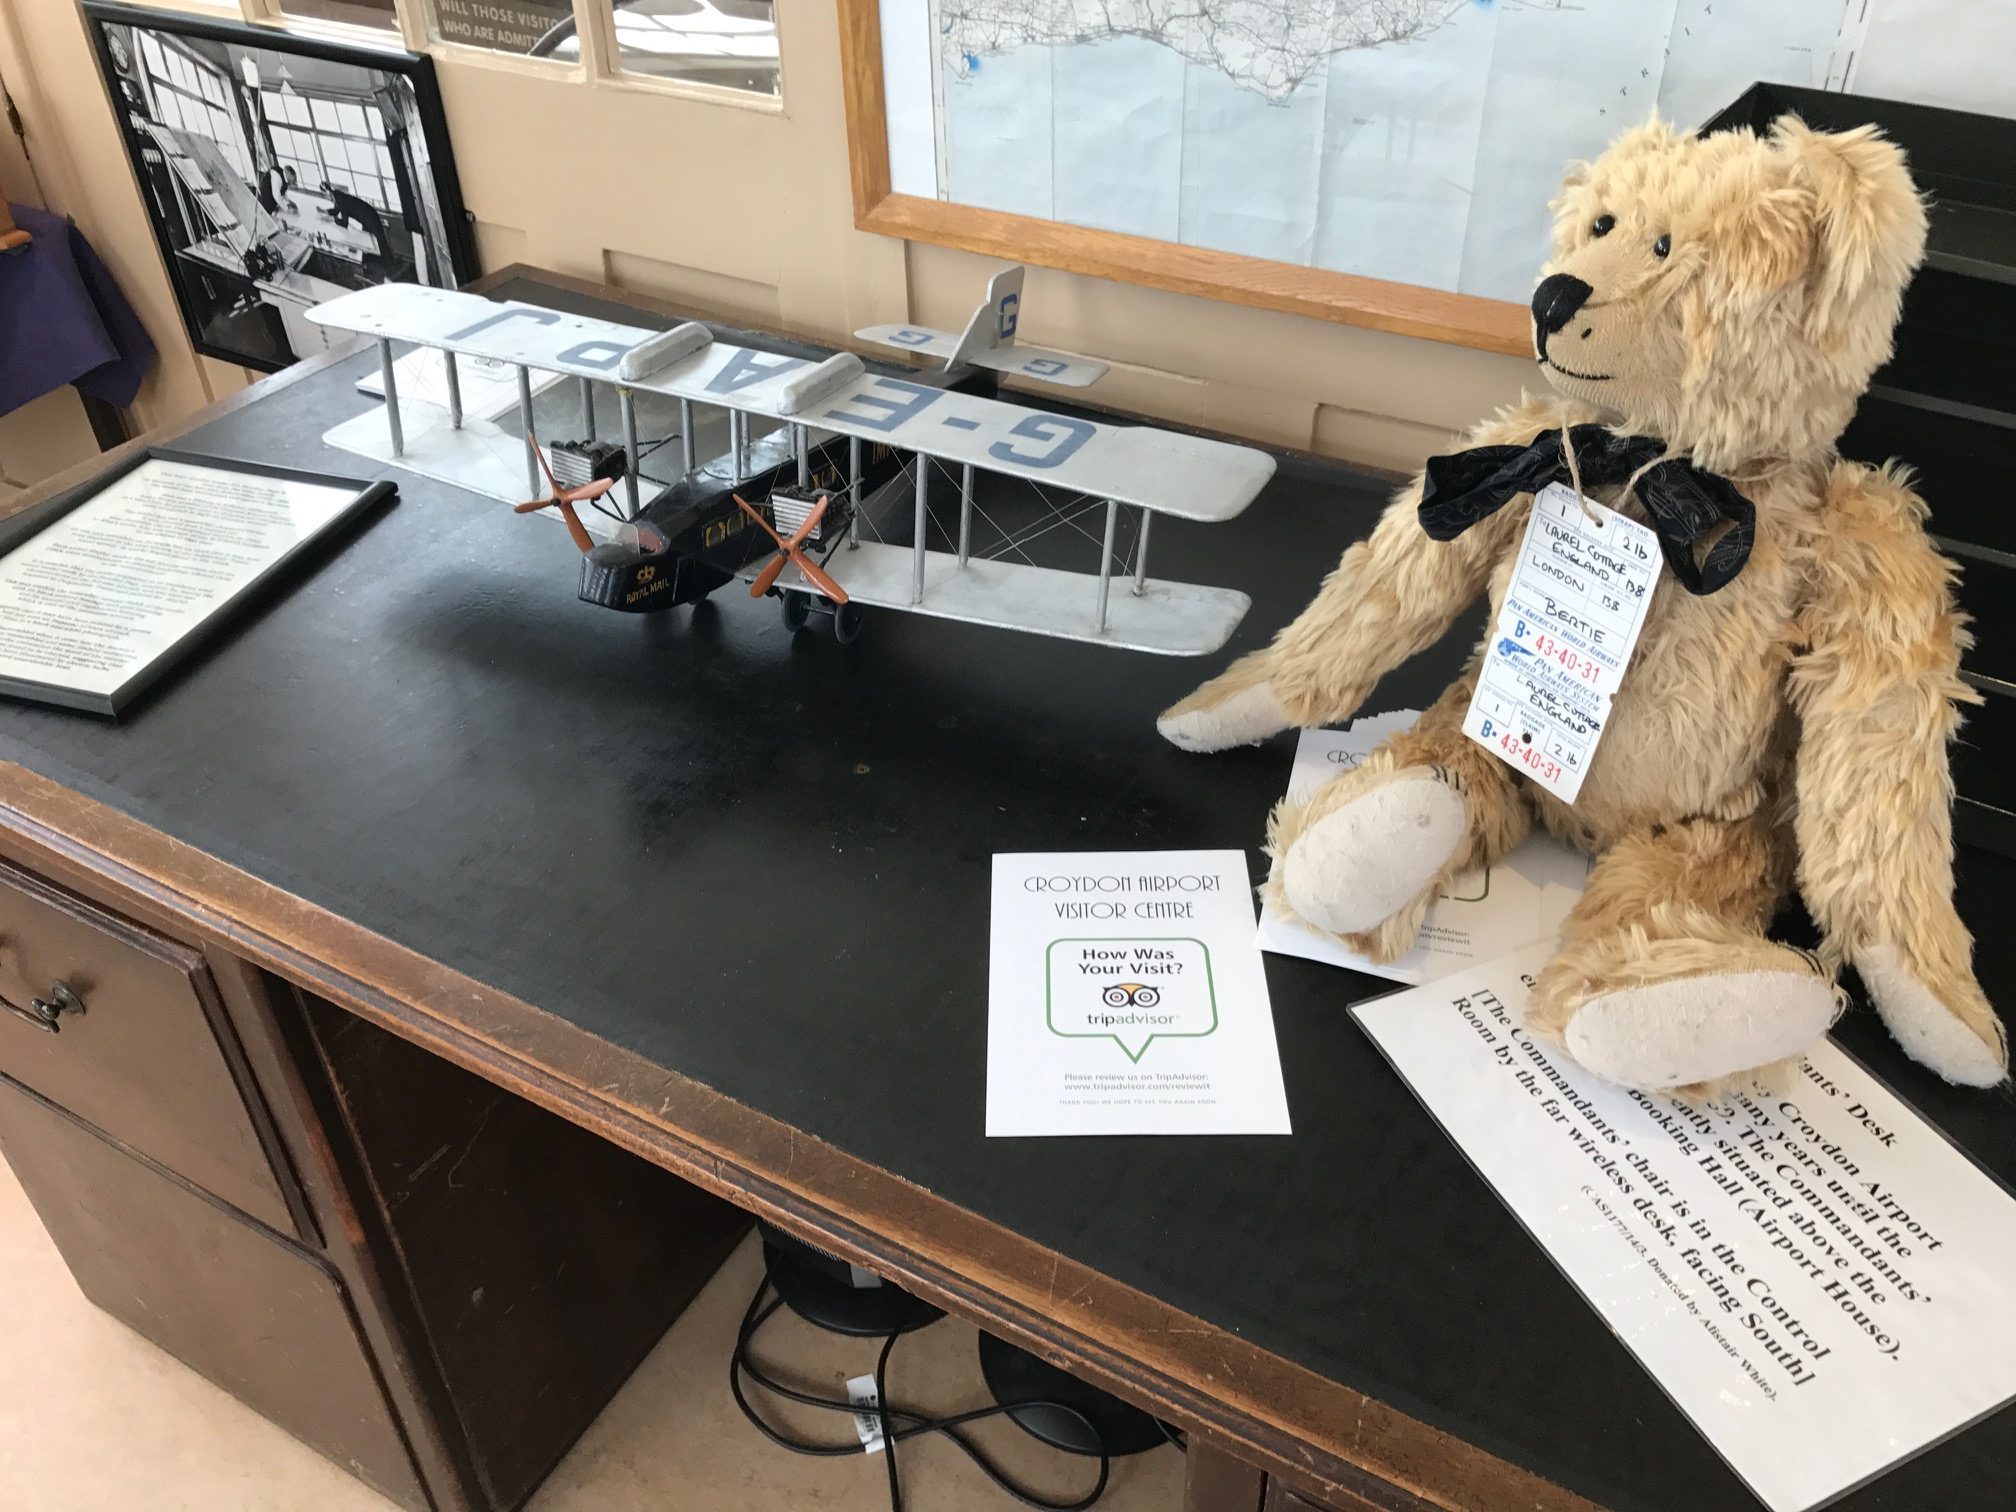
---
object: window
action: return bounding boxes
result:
[260,86,398,212]
[426,0,574,55]
[138,31,253,181]
[421,0,780,97]
[605,0,780,94]
[273,0,400,28]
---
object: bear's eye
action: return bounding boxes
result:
[1591,213,1615,238]
[1653,233,1672,259]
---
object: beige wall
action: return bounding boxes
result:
[1,0,1536,477]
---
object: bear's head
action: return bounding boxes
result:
[1532,117,1927,471]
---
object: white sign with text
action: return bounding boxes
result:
[1353,944,2016,1512]
[988,850,1290,1137]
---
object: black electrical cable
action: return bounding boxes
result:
[729,1280,1117,1512]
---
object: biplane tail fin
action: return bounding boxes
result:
[947,265,1025,367]
[854,264,1108,389]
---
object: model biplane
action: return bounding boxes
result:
[307,268,1272,655]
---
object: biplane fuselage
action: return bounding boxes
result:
[576,417,921,615]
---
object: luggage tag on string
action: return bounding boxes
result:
[1462,481,1661,803]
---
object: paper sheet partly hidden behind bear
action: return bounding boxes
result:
[1255,711,1590,983]
[987,850,1290,1137]
[1354,944,2016,1512]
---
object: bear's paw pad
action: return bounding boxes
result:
[1281,776,1466,937]
[1858,945,2008,1088]
[1564,969,1839,1091]
[1157,680,1290,752]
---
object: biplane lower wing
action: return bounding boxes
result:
[760,544,1250,657]
[309,285,1268,522]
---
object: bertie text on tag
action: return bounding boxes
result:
[1462,483,1661,803]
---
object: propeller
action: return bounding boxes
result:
[514,431,619,555]
[733,493,849,605]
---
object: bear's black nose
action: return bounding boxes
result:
[1531,273,1593,341]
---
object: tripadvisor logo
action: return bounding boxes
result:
[1102,982,1162,1009]
[1045,938,1217,1062]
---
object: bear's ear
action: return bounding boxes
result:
[1723,183,1811,294]
[1771,118,1927,341]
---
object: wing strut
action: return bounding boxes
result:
[957,464,975,568]
[517,365,539,498]
[1095,500,1120,633]
[911,456,929,603]
[847,437,863,550]
[619,387,642,517]
[377,338,404,458]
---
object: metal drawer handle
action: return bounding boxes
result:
[1,981,85,1034]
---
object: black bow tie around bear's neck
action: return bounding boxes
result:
[1417,424,1756,595]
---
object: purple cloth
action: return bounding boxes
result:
[0,201,157,416]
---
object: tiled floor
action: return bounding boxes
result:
[0,1154,1183,1510]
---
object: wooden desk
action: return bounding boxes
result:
[3,269,2012,1512]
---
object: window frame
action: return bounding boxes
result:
[135,0,792,110]
[261,83,399,213]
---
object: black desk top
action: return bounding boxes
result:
[4,275,2012,1512]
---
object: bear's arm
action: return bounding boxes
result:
[1159,395,1592,750]
[1790,460,2007,1085]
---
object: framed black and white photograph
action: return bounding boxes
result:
[82,2,476,372]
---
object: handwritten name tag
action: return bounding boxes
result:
[1463,483,1661,803]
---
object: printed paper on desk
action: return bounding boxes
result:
[1464,482,1662,803]
[1256,712,1588,984]
[1353,946,2016,1512]
[988,850,1290,1137]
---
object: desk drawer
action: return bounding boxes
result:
[0,1079,427,1512]
[0,858,296,1235]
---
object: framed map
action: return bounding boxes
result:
[839,1,2010,354]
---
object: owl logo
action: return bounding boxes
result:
[1101,982,1160,1008]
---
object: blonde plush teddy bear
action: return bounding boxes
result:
[1159,117,2008,1093]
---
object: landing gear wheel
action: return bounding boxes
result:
[779,592,811,632]
[830,601,864,644]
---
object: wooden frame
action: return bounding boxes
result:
[834,1,1529,357]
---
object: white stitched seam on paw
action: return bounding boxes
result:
[1859,944,2007,1087]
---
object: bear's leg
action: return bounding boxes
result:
[1528,811,1842,1092]
[1267,680,1531,961]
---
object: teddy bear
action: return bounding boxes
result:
[1158,116,2007,1093]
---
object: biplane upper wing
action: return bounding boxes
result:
[311,284,1269,521]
